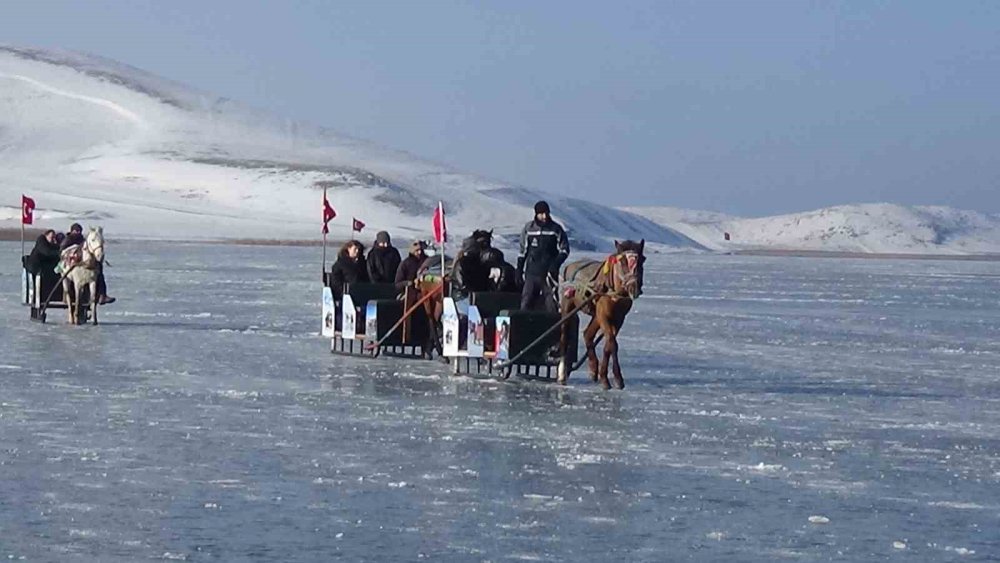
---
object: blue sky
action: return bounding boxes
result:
[2,1,999,215]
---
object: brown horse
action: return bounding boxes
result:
[558,240,645,389]
[412,255,454,358]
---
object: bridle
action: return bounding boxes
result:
[601,250,643,299]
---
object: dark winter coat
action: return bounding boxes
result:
[395,253,424,290]
[60,231,85,250]
[517,218,570,278]
[329,250,369,299]
[367,246,402,284]
[25,234,61,275]
[451,251,491,300]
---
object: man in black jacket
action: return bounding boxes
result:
[367,231,401,283]
[517,201,569,311]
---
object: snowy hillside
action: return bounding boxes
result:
[624,204,1000,255]
[0,46,698,251]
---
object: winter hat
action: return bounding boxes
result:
[410,240,426,252]
[375,231,391,245]
[70,223,83,232]
[533,201,550,215]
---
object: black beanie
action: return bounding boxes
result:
[534,201,550,215]
[375,231,391,245]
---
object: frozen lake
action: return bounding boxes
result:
[2,241,999,561]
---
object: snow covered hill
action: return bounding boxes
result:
[624,203,1000,255]
[0,46,699,251]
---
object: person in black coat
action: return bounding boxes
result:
[367,231,401,284]
[60,223,85,250]
[329,240,369,300]
[395,240,426,291]
[25,230,61,276]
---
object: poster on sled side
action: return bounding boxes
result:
[22,269,34,306]
[495,315,511,360]
[341,295,357,339]
[442,298,460,356]
[322,287,335,337]
[467,305,484,358]
[365,302,378,339]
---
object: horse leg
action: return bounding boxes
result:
[90,280,99,325]
[610,304,631,389]
[64,280,74,324]
[596,304,614,390]
[75,284,84,325]
[582,317,601,382]
[607,324,623,389]
[557,298,576,384]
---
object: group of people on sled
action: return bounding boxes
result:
[24,222,115,305]
[327,200,569,313]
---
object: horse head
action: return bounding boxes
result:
[610,239,645,299]
[86,227,105,263]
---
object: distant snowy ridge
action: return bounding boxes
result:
[623,203,1000,255]
[0,45,698,251]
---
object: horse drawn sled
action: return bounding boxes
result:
[21,226,112,325]
[322,278,578,382]
[322,238,645,388]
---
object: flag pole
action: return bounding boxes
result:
[439,202,446,280]
[20,214,25,261]
[321,188,328,275]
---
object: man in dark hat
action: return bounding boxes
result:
[367,230,401,283]
[517,200,569,311]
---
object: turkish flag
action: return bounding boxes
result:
[22,195,36,225]
[352,217,365,232]
[322,192,336,235]
[432,201,447,244]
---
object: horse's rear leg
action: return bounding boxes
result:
[557,299,577,384]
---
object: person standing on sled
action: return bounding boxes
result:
[517,201,569,312]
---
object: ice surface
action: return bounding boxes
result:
[2,241,999,561]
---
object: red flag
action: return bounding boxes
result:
[322,192,336,235]
[352,217,365,232]
[21,195,36,225]
[432,201,447,244]
[724,232,731,241]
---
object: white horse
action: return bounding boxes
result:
[60,227,106,325]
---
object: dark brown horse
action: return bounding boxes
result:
[558,240,645,389]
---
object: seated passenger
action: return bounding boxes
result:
[395,240,426,291]
[450,230,495,314]
[367,231,401,283]
[481,247,519,293]
[25,230,61,290]
[329,240,369,300]
[60,223,85,250]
